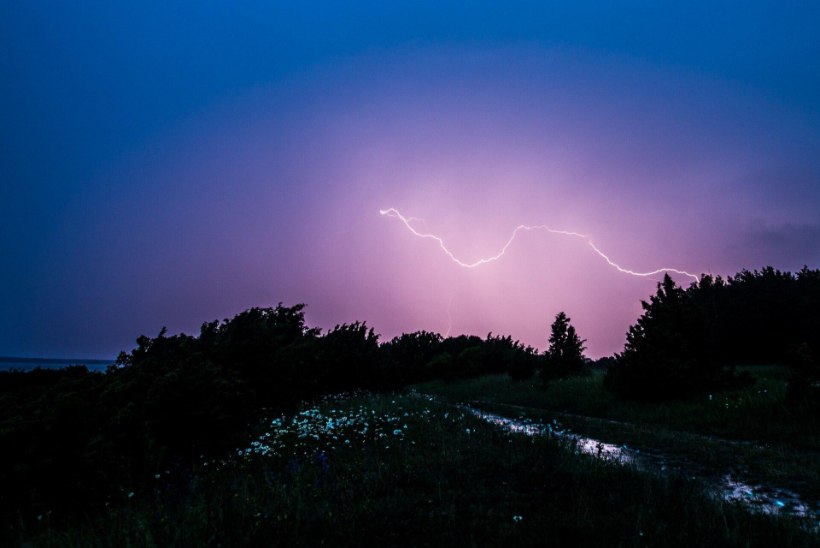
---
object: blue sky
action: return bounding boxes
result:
[2,2,819,358]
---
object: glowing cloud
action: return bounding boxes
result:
[380,207,700,282]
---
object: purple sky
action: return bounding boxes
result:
[2,4,820,358]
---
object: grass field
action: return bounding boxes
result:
[21,391,816,547]
[418,367,820,506]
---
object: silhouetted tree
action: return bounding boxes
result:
[317,321,380,391]
[433,335,486,381]
[605,274,751,399]
[485,333,540,380]
[543,312,586,379]
[380,331,443,385]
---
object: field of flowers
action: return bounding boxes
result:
[240,394,435,460]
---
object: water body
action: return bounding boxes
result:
[0,357,114,372]
[457,403,818,524]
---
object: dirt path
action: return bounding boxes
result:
[456,398,819,524]
[470,399,771,449]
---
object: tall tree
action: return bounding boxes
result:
[544,311,586,377]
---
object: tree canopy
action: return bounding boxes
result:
[605,268,820,400]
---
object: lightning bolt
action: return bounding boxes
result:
[379,207,700,282]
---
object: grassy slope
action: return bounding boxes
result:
[23,393,814,547]
[418,367,820,502]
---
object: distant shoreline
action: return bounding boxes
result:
[0,356,113,364]
[0,356,115,371]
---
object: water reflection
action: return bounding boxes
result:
[463,406,631,463]
[721,476,813,518]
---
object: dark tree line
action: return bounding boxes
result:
[4,264,816,529]
[0,305,544,527]
[606,267,820,402]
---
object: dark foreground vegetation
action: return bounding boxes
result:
[11,394,817,547]
[1,266,818,544]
